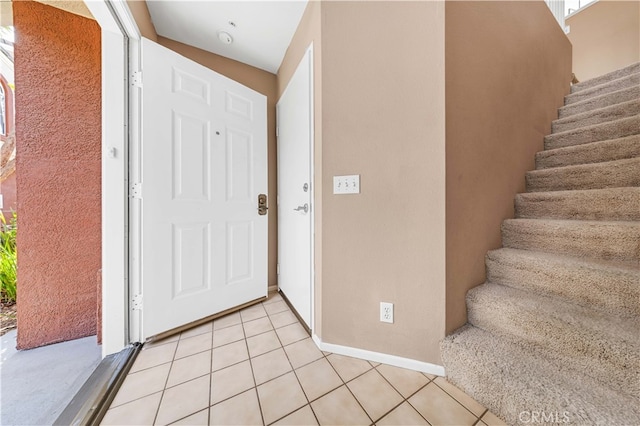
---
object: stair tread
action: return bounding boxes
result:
[502,218,640,264]
[536,134,640,169]
[529,156,639,174]
[489,246,640,272]
[560,85,640,118]
[515,187,640,221]
[552,99,640,133]
[486,248,640,313]
[442,325,640,425]
[565,72,640,105]
[467,283,640,402]
[526,157,640,192]
[571,62,640,93]
[544,114,640,150]
[518,186,639,199]
[468,282,640,344]
[504,216,640,228]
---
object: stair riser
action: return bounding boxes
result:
[515,188,640,221]
[526,158,640,192]
[501,220,640,263]
[552,100,640,133]
[486,250,640,317]
[441,327,640,425]
[536,135,640,169]
[467,288,640,399]
[570,62,640,93]
[565,73,640,105]
[559,85,640,118]
[545,115,640,150]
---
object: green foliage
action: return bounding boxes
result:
[0,211,17,304]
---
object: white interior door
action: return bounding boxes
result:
[140,38,268,339]
[277,46,313,328]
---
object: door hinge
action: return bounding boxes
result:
[277,264,280,275]
[130,182,142,199]
[132,294,143,311]
[131,70,143,88]
[276,126,279,137]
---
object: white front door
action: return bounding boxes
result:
[277,46,313,328]
[141,38,268,339]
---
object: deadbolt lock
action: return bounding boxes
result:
[258,194,268,216]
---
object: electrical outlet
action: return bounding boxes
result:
[380,302,394,323]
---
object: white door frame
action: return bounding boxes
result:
[85,0,142,357]
[277,44,315,332]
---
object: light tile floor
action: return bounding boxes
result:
[102,293,506,425]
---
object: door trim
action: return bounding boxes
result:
[85,0,141,357]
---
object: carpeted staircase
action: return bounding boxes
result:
[441,62,640,425]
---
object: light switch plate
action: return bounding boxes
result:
[333,175,360,194]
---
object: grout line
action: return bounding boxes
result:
[373,363,425,403]
[323,353,375,424]
[239,304,266,426]
[167,407,208,426]
[151,335,180,425]
[432,377,483,419]
[208,327,214,426]
[404,382,434,425]
[263,303,317,426]
[363,368,406,423]
[343,379,374,424]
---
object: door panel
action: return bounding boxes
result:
[141,38,267,339]
[277,47,313,327]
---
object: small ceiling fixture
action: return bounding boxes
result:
[228,21,237,27]
[218,31,233,45]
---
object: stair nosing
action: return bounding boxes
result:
[565,72,640,103]
[571,62,640,92]
[487,246,640,273]
[545,114,640,139]
[559,85,640,117]
[527,156,640,176]
[468,282,640,346]
[503,216,640,226]
[552,98,640,129]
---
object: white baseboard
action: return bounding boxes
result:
[312,334,445,377]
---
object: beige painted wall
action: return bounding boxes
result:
[567,0,640,81]
[1,1,13,26]
[445,1,572,334]
[35,0,93,20]
[320,1,446,364]
[126,0,158,41]
[276,0,323,336]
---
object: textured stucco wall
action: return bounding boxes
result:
[14,1,101,349]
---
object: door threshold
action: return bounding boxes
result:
[54,343,141,426]
[146,296,268,344]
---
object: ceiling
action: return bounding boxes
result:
[146,1,309,74]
